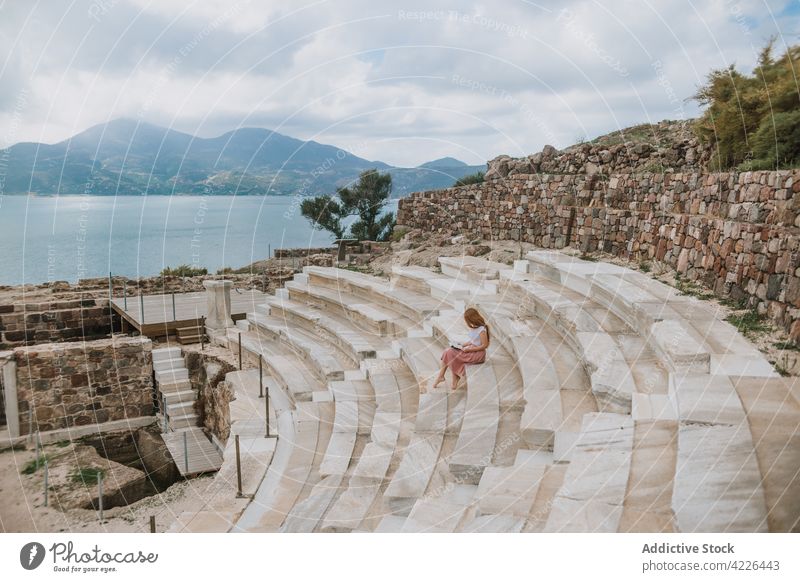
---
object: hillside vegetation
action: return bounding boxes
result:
[693,39,800,171]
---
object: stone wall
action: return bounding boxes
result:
[397,170,800,342]
[0,297,113,348]
[13,335,154,434]
[274,246,333,258]
[485,121,712,179]
[201,379,234,444]
[188,352,235,444]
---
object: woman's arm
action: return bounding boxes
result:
[462,330,489,352]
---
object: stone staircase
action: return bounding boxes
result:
[153,347,199,431]
[192,252,800,532]
[167,369,279,532]
[152,346,223,478]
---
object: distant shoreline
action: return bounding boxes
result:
[1,191,296,197]
[1,192,408,199]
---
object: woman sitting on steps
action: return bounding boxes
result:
[431,307,490,390]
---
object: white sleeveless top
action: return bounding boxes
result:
[466,325,486,347]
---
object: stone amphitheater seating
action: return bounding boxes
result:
[178,251,800,533]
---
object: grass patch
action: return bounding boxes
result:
[719,295,749,310]
[71,467,105,486]
[579,254,599,262]
[774,341,800,351]
[389,227,409,242]
[54,440,71,448]
[639,261,652,273]
[673,274,714,300]
[21,455,49,475]
[726,310,771,338]
[773,362,791,377]
[341,264,373,275]
[640,160,666,174]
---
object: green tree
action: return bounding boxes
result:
[692,38,800,170]
[300,169,396,241]
[300,195,346,239]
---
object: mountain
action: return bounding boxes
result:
[387,157,484,196]
[0,119,483,197]
[418,157,469,169]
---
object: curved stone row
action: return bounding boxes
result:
[175,251,799,533]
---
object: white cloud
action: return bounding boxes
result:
[0,0,797,166]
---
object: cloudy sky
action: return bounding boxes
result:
[0,0,798,166]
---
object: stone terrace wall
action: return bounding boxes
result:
[0,297,112,348]
[13,335,154,434]
[397,170,800,341]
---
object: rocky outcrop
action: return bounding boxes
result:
[184,352,236,443]
[485,120,711,180]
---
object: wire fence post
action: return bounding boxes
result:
[43,459,49,507]
[98,472,104,522]
[259,357,263,398]
[139,293,145,325]
[238,332,242,370]
[171,292,176,321]
[235,434,243,497]
[35,432,41,469]
[183,431,189,474]
[108,271,112,303]
[149,515,156,533]
[123,280,127,310]
[265,385,272,438]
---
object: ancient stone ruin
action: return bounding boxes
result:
[165,253,798,532]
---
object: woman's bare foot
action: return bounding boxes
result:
[450,375,461,390]
[430,375,445,390]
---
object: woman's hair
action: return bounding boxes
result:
[464,307,490,341]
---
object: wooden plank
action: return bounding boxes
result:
[111,289,266,339]
[163,427,223,476]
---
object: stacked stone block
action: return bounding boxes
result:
[13,335,153,433]
[397,170,800,341]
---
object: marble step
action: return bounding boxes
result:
[155,367,189,384]
[152,346,182,362]
[162,389,196,405]
[168,412,199,430]
[153,357,186,372]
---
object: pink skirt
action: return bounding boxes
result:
[440,347,486,377]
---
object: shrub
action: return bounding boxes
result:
[745,110,800,169]
[160,265,207,277]
[453,171,485,187]
[693,39,800,170]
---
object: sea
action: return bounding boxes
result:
[0,194,399,286]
